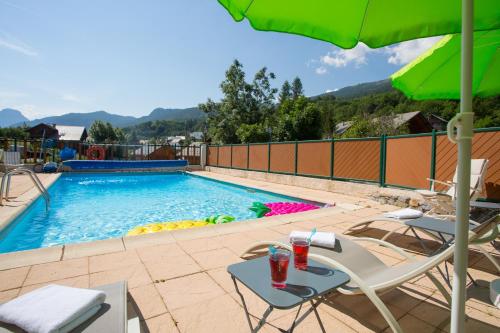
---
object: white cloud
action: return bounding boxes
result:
[0,32,37,57]
[385,36,442,65]
[325,88,338,93]
[315,67,328,75]
[320,43,378,68]
[61,93,82,103]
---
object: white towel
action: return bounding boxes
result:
[0,284,106,333]
[289,231,336,248]
[383,208,423,219]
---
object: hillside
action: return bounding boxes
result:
[11,107,205,128]
[0,108,29,127]
[311,79,394,100]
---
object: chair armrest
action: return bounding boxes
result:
[426,178,453,188]
[351,237,416,261]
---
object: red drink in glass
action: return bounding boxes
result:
[292,240,309,270]
[269,250,290,288]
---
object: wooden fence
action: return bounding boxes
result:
[207,128,500,201]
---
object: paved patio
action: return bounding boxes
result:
[0,171,498,332]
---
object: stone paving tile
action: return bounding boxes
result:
[24,257,88,286]
[214,233,257,257]
[136,243,186,262]
[244,227,284,242]
[206,267,235,293]
[170,294,254,333]
[321,293,407,333]
[269,307,357,333]
[0,246,63,270]
[20,274,89,295]
[156,272,225,310]
[143,254,202,281]
[142,313,179,333]
[89,263,151,289]
[190,247,242,270]
[177,237,223,255]
[89,250,141,273]
[123,231,176,250]
[0,266,30,291]
[382,313,443,333]
[63,238,125,259]
[129,284,167,320]
[0,289,20,303]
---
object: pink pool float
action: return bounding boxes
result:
[249,201,322,217]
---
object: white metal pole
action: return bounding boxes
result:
[450,0,474,331]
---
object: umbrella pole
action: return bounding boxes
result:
[450,0,474,332]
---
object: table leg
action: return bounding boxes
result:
[232,276,274,333]
[310,300,326,333]
[409,227,431,253]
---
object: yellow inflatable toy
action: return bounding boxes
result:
[126,220,209,236]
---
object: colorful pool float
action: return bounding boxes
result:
[126,220,209,236]
[126,214,236,236]
[250,201,320,218]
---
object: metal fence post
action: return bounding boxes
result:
[294,141,298,175]
[216,145,220,166]
[247,143,250,170]
[330,138,335,179]
[430,129,437,190]
[379,134,387,187]
[230,144,233,168]
[267,143,271,173]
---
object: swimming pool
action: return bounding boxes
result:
[0,172,314,253]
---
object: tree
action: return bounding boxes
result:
[89,120,125,143]
[291,77,304,99]
[278,80,292,104]
[199,59,278,144]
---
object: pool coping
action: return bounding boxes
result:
[0,170,374,270]
[0,173,61,233]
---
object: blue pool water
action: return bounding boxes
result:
[0,172,307,253]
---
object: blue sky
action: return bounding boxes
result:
[0,0,440,119]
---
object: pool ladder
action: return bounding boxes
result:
[0,168,50,211]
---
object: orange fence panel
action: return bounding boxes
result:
[232,145,248,169]
[436,131,500,200]
[249,144,269,171]
[207,146,218,166]
[297,141,331,177]
[270,143,295,174]
[385,136,432,189]
[218,146,231,167]
[334,140,380,181]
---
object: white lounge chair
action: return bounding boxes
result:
[416,158,489,201]
[239,217,498,333]
[0,151,25,172]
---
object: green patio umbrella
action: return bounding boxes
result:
[218,0,500,49]
[391,29,500,99]
[217,1,500,333]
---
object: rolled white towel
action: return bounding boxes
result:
[0,284,106,333]
[383,208,423,219]
[289,231,336,248]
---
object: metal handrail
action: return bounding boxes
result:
[0,168,50,210]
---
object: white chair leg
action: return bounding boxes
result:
[359,287,403,333]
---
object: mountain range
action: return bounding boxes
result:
[1,80,394,129]
[2,107,204,129]
[312,79,393,100]
[0,108,29,127]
